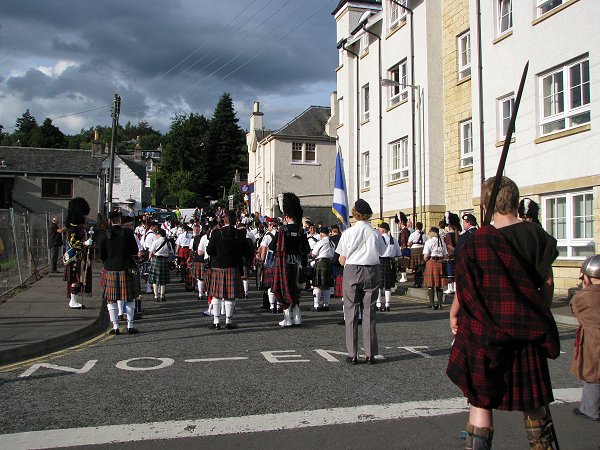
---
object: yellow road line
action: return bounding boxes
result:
[0,329,114,373]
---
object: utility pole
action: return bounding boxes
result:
[107,94,121,215]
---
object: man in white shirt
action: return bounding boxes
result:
[141,222,159,294]
[376,222,401,312]
[336,199,386,365]
[310,226,335,311]
[259,218,278,313]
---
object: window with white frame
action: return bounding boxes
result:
[388,61,408,107]
[361,84,370,122]
[388,0,407,29]
[109,167,121,184]
[498,0,512,35]
[457,31,471,80]
[291,142,316,163]
[543,191,595,258]
[498,94,515,140]
[460,120,473,168]
[362,152,370,188]
[390,138,409,181]
[540,57,590,135]
[536,0,564,16]
[338,97,344,125]
[360,32,369,56]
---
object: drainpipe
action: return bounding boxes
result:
[476,0,486,221]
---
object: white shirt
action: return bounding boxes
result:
[311,236,335,259]
[260,231,276,249]
[246,229,257,244]
[175,231,193,248]
[336,221,385,266]
[379,232,401,258]
[423,236,448,258]
[142,230,157,250]
[198,234,210,261]
[150,237,173,257]
[307,233,319,250]
[408,230,425,248]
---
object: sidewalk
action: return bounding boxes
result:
[0,270,578,366]
[0,269,106,364]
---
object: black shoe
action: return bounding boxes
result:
[109,328,120,335]
[161,296,166,302]
[346,356,359,365]
[321,305,330,312]
[573,408,600,421]
[433,305,439,310]
[154,297,160,302]
[385,306,390,312]
[365,356,377,365]
[312,307,320,312]
[337,320,346,325]
[208,323,221,330]
[127,327,139,334]
[225,323,238,330]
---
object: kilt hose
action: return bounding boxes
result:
[423,258,446,289]
[148,256,171,285]
[313,258,333,289]
[410,247,424,269]
[261,266,274,290]
[209,267,244,300]
[101,269,139,302]
[379,257,397,290]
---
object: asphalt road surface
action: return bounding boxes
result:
[0,281,595,449]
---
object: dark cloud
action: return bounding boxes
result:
[0,0,338,134]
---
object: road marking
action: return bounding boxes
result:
[0,388,582,449]
[116,357,175,371]
[0,332,113,373]
[185,357,250,362]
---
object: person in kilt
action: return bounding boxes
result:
[447,176,560,449]
[189,224,207,301]
[63,197,93,309]
[259,218,279,313]
[310,226,335,311]
[97,211,140,335]
[237,222,254,299]
[376,222,401,312]
[122,215,144,319]
[201,220,219,316]
[147,228,173,302]
[206,210,251,329]
[422,227,448,310]
[269,193,311,327]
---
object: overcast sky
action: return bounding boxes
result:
[0,0,340,137]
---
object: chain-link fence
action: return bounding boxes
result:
[0,209,63,296]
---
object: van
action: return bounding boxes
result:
[155,211,177,224]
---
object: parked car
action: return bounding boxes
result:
[154,211,177,224]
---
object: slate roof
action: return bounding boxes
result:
[0,146,102,176]
[119,155,147,182]
[273,106,333,139]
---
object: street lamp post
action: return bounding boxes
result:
[380,79,424,223]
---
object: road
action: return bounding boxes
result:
[0,282,594,449]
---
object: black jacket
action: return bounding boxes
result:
[206,226,252,269]
[97,225,139,271]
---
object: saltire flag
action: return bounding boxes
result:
[332,142,350,230]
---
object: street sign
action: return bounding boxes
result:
[228,195,234,210]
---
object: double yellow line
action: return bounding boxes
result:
[0,330,114,373]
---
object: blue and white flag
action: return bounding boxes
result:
[332,143,350,230]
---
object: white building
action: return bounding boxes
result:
[246,100,338,224]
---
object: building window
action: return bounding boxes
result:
[41,179,73,198]
[388,61,408,107]
[390,138,409,181]
[539,57,590,135]
[360,32,369,56]
[362,152,370,188]
[291,142,316,163]
[460,120,473,168]
[338,97,344,125]
[361,84,370,122]
[146,160,153,172]
[498,0,512,35]
[498,94,515,139]
[536,0,564,16]
[388,0,407,29]
[457,31,471,80]
[543,191,595,258]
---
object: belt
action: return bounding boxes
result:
[316,258,331,262]
[156,255,168,258]
[430,256,442,261]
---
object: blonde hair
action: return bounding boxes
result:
[351,207,372,222]
[482,176,519,216]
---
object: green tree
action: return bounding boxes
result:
[13,109,38,146]
[29,118,68,148]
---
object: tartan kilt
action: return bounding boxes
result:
[101,269,139,302]
[148,257,171,285]
[335,274,344,297]
[410,247,424,268]
[261,267,274,290]
[379,257,397,289]
[190,261,205,280]
[423,259,446,288]
[313,259,333,288]
[209,267,244,300]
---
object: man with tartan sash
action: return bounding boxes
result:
[97,211,140,335]
[447,176,560,449]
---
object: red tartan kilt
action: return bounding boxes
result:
[335,274,344,297]
[410,247,424,268]
[178,247,191,260]
[261,267,274,289]
[203,267,212,287]
[190,261,205,279]
[423,259,446,288]
[208,267,244,299]
[101,269,139,302]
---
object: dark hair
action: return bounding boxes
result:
[157,228,167,238]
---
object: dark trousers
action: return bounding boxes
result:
[50,246,60,271]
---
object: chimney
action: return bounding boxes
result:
[249,101,263,131]
[91,130,102,157]
[134,136,142,160]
